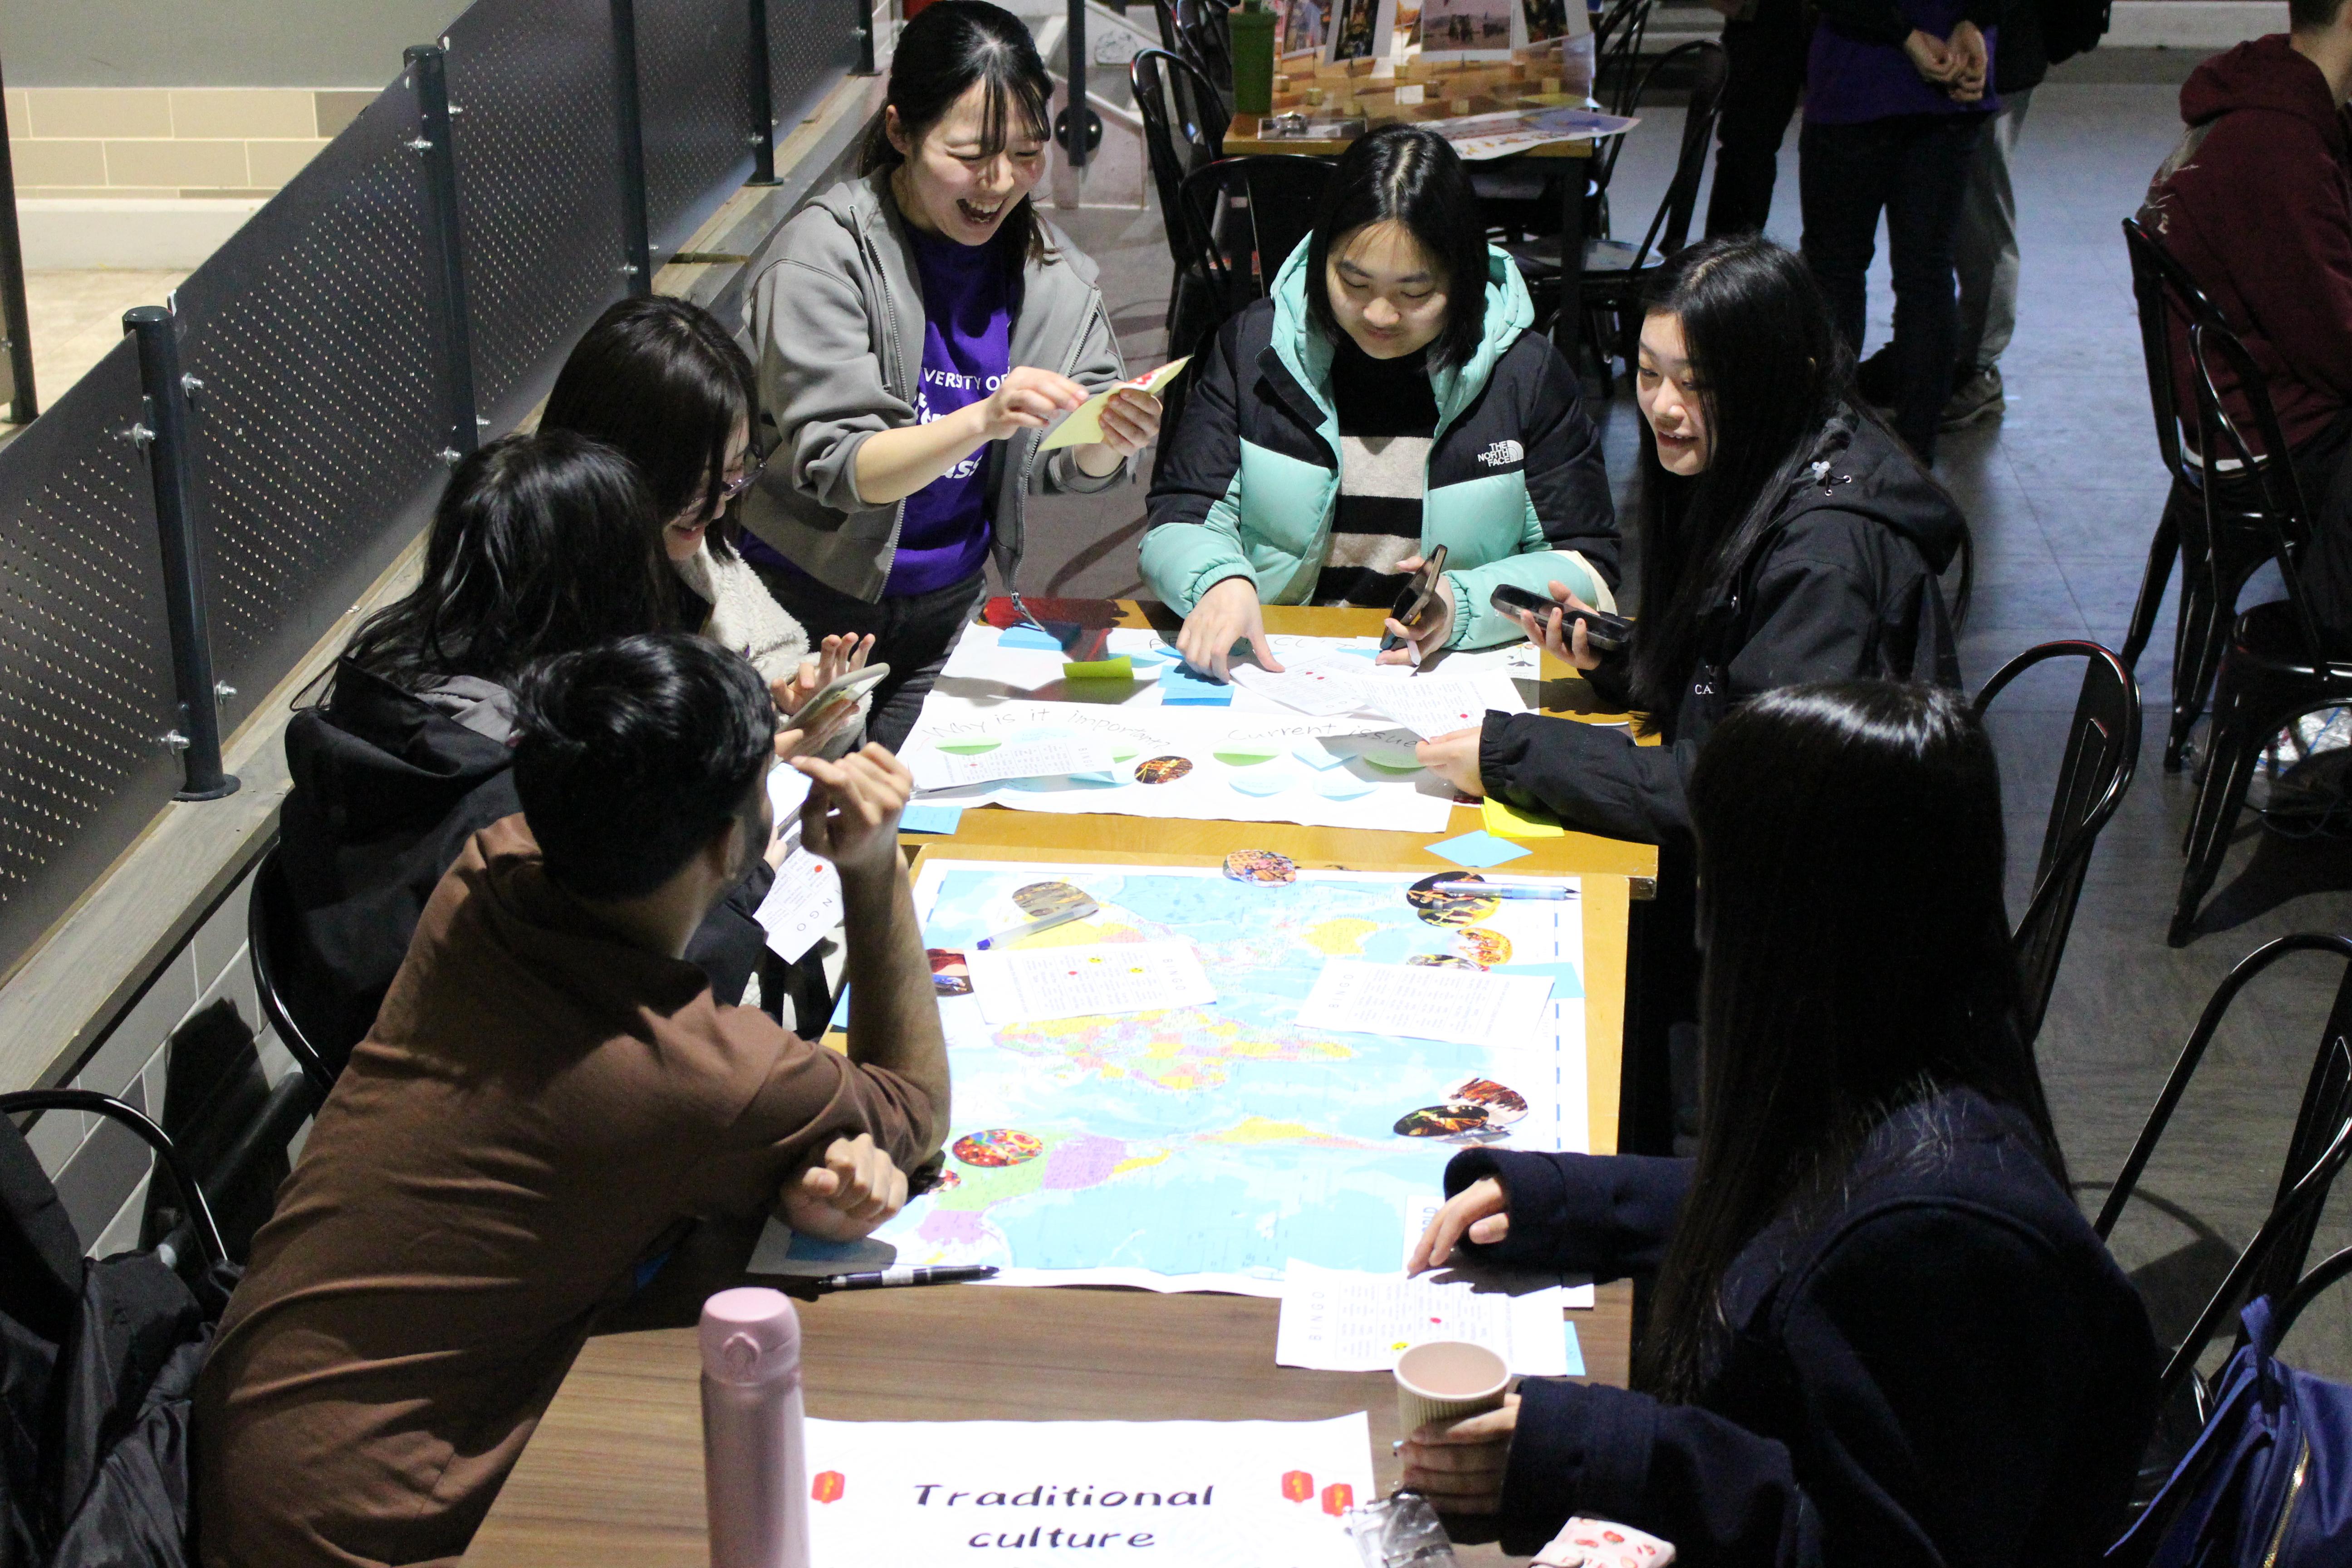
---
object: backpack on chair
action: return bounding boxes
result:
[2108,1253,2352,1567]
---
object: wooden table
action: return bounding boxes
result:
[463,603,1650,1567]
[1221,113,1595,362]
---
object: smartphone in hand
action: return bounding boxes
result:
[1489,583,1632,654]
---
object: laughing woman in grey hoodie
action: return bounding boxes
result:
[740,0,1160,749]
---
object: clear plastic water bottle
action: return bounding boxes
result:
[700,1287,810,1568]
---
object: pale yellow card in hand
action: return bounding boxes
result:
[1038,356,1192,450]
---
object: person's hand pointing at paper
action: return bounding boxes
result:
[1176,576,1286,681]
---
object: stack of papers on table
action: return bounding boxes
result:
[1275,1259,1584,1376]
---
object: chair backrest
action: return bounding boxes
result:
[1591,0,1656,117]
[0,1088,227,1271]
[2093,933,2352,1404]
[1628,41,1730,267]
[1179,154,1337,319]
[2187,319,2328,663]
[1970,639,2141,1044]
[2121,216,2230,492]
[1187,0,1235,95]
[1133,48,1226,262]
[247,843,341,1102]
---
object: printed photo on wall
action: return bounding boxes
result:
[1520,0,1578,42]
[1281,0,1329,56]
[1325,0,1397,63]
[1418,0,1521,57]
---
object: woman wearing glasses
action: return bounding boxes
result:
[543,294,873,752]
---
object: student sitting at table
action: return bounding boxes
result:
[1141,123,1618,679]
[195,633,949,1568]
[1413,235,1964,1146]
[743,0,1159,750]
[272,434,832,1071]
[1401,680,2157,1564]
[543,294,874,747]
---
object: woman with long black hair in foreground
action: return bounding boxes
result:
[1403,682,2157,1564]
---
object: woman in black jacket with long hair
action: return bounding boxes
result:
[1402,682,2156,1566]
[1413,233,1964,1148]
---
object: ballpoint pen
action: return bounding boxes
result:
[974,899,1100,951]
[1430,881,1574,900]
[816,1264,998,1291]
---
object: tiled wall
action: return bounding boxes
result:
[5,87,377,200]
[23,859,295,1256]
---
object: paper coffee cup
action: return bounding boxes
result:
[1395,1340,1511,1438]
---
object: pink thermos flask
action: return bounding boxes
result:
[700,1287,810,1568]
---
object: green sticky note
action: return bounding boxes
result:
[938,741,1001,756]
[1063,657,1135,681]
[1213,747,1279,767]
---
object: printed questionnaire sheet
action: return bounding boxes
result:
[805,1414,1373,1568]
[883,860,1586,1293]
[968,940,1218,1025]
[1275,1259,1579,1376]
[1296,958,1556,1047]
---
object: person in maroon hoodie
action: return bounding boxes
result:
[2141,5,2352,631]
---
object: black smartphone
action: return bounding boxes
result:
[1489,583,1632,653]
[1380,545,1450,649]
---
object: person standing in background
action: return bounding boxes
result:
[1798,0,2002,462]
[1702,0,1811,238]
[1941,0,2042,427]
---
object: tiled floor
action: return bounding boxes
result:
[1034,72,2352,1380]
[0,267,190,447]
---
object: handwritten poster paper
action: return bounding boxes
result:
[805,1415,1374,1568]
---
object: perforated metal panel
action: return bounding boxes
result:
[172,85,455,711]
[640,0,755,259]
[771,0,865,146]
[446,0,630,430]
[0,339,185,972]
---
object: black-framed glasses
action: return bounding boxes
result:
[718,444,771,508]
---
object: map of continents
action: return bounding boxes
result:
[875,862,1581,1291]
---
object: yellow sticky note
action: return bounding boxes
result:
[1039,357,1192,450]
[1062,657,1135,681]
[1484,797,1566,838]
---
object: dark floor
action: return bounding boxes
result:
[1029,78,2352,1380]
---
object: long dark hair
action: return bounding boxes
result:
[340,432,676,691]
[1626,237,1850,718]
[1305,125,1490,369]
[863,0,1054,265]
[542,296,758,559]
[1638,681,2062,1401]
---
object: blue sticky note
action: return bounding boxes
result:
[998,624,1063,652]
[1494,961,1585,1000]
[900,802,965,834]
[1563,1321,1585,1377]
[1316,772,1376,801]
[1427,830,1534,869]
[1229,767,1294,797]
[1161,666,1234,706]
[1292,743,1351,771]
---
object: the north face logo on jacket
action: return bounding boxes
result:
[1476,440,1525,467]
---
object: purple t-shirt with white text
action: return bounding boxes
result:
[886,227,1015,596]
[1805,0,1999,124]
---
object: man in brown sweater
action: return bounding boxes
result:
[193,633,950,1568]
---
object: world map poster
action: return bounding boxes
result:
[876,859,1588,1294]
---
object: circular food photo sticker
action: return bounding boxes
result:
[1455,928,1513,967]
[1406,871,1501,927]
[1223,848,1299,885]
[1394,1104,1491,1139]
[1134,755,1194,784]
[1010,881,1094,921]
[952,1128,1044,1167]
[1446,1077,1529,1125]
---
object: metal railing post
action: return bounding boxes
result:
[405,45,480,463]
[853,0,877,75]
[1055,0,1100,170]
[122,308,238,802]
[611,0,654,294]
[0,62,37,425]
[747,0,779,185]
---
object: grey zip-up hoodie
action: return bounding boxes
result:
[740,170,1129,602]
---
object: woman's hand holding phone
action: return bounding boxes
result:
[1513,580,1607,672]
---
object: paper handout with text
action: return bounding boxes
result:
[1296,959,1554,1048]
[1275,1259,1577,1376]
[805,1414,1373,1568]
[910,737,1117,792]
[968,941,1218,1025]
